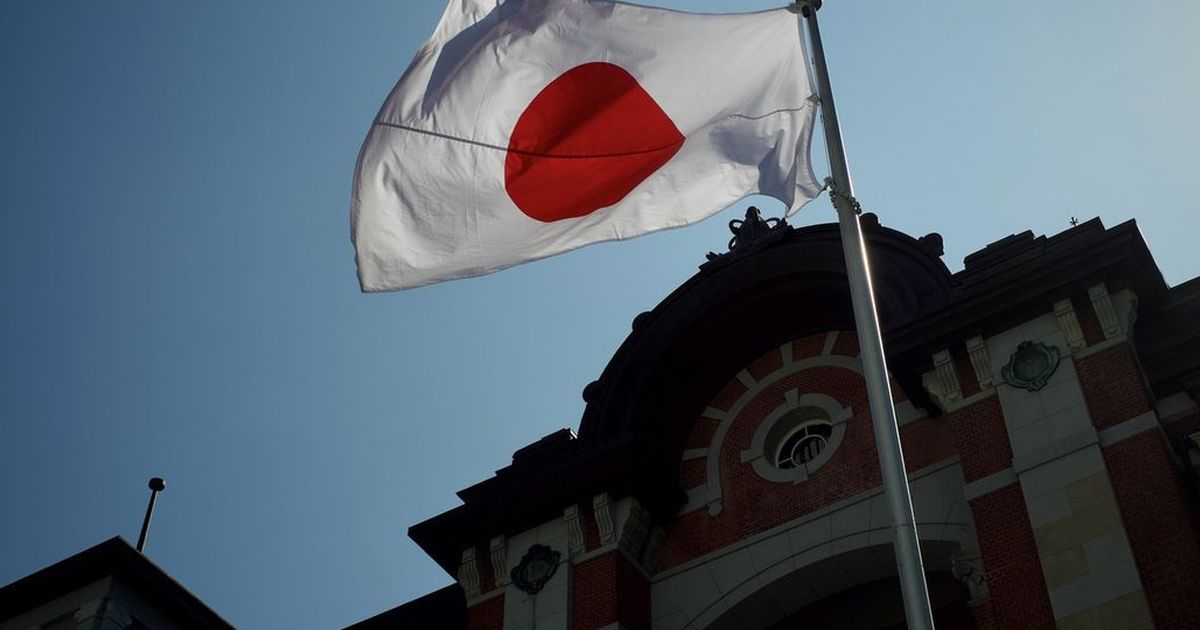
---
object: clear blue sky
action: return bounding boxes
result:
[2,1,1197,628]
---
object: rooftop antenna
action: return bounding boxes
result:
[136,477,166,553]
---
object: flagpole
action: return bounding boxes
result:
[795,2,936,628]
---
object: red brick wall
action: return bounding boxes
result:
[946,395,1011,483]
[678,458,706,490]
[968,484,1056,629]
[571,552,650,630]
[1101,431,1200,629]
[1074,342,1154,430]
[1075,293,1106,347]
[953,345,982,399]
[467,595,504,630]
[830,331,860,358]
[664,366,869,567]
[747,347,783,381]
[685,418,718,449]
[617,553,651,630]
[584,504,601,552]
[942,373,1033,629]
[969,600,1001,630]
[900,415,956,472]
[709,378,746,413]
[791,334,826,361]
[480,546,496,593]
[1075,339,1200,627]
[662,332,956,569]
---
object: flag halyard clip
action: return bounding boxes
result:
[825,176,864,216]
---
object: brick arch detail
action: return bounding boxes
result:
[690,539,972,630]
[652,460,976,630]
[682,331,866,517]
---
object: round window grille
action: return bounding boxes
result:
[774,421,834,469]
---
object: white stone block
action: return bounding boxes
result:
[1001,390,1046,431]
[536,519,567,549]
[985,327,1023,375]
[827,531,871,558]
[1022,314,1062,344]
[1081,529,1135,573]
[536,610,568,630]
[787,514,833,555]
[706,549,756,595]
[503,587,533,629]
[1024,487,1073,529]
[1020,446,1106,498]
[1045,352,1078,388]
[868,526,895,548]
[1010,422,1052,458]
[651,611,688,630]
[1038,378,1085,417]
[910,464,963,522]
[746,532,791,576]
[830,499,872,537]
[1044,405,1093,440]
[868,493,891,530]
[944,499,971,529]
[1048,559,1143,619]
[652,565,722,622]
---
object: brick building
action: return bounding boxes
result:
[353,214,1200,630]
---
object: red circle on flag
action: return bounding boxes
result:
[505,62,685,223]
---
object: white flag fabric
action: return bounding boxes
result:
[352,0,821,291]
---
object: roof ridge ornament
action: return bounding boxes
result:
[703,206,791,268]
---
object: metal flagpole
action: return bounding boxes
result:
[794,2,936,627]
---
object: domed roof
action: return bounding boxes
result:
[574,212,953,503]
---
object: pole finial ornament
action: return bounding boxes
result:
[787,1,822,17]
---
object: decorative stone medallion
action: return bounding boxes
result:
[1001,341,1061,391]
[510,544,560,595]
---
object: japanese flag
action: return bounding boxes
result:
[352,0,821,291]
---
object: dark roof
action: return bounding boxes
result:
[889,217,1166,356]
[0,537,233,629]
[1137,276,1200,398]
[342,584,465,630]
[407,215,1174,576]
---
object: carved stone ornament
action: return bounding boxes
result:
[951,551,989,602]
[510,544,561,595]
[1001,341,1061,392]
[490,536,509,586]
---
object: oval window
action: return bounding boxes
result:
[774,421,834,469]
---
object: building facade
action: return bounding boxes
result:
[354,214,1200,629]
